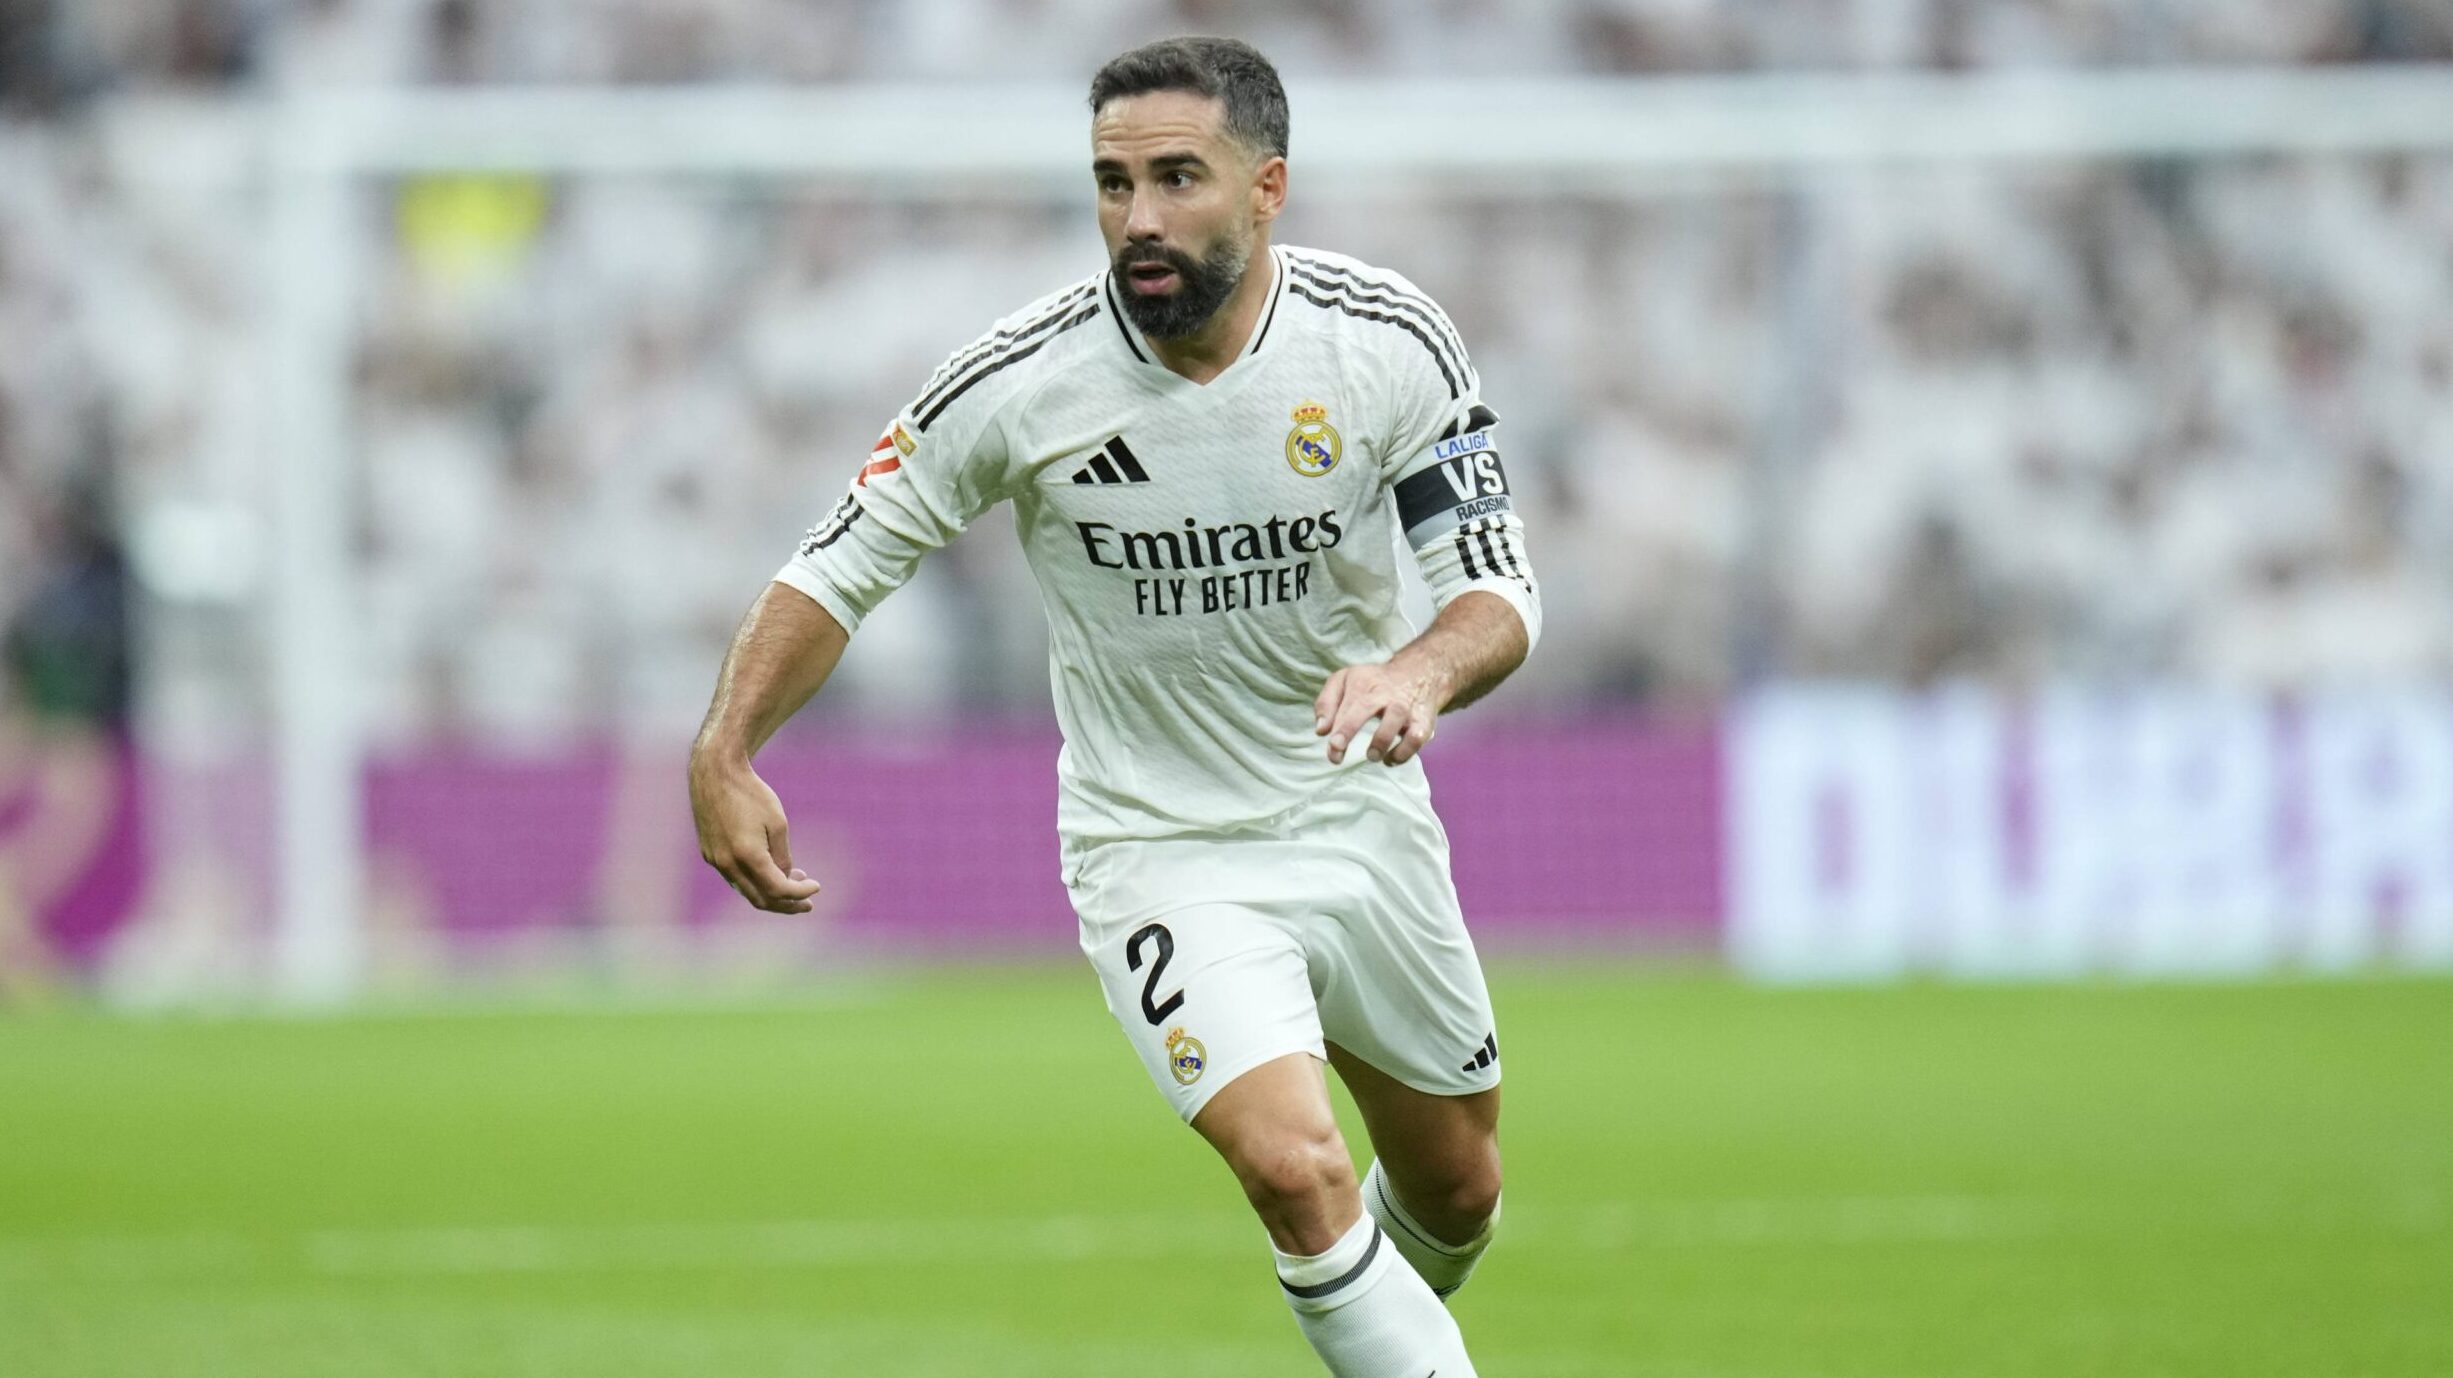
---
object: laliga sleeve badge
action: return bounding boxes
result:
[859,425,906,485]
[1285,401,1341,477]
[1165,1026,1208,1086]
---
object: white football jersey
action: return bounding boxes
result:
[776,244,1540,855]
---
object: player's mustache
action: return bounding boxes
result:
[1114,243,1197,275]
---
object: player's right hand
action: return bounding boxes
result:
[689,758,822,914]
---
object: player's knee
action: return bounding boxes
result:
[1409,1149,1502,1241]
[1432,1166,1502,1238]
[1233,1127,1355,1220]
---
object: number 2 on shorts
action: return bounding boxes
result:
[1125,922,1184,1025]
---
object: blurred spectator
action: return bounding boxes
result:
[0,482,139,1002]
[0,0,2443,98]
[0,0,2447,758]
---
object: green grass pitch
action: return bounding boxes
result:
[3,963,2448,1376]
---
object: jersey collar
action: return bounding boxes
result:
[1102,245,1286,380]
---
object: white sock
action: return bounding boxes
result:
[1273,1212,1478,1378]
[1363,1158,1498,1300]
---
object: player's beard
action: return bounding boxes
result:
[1111,232,1250,342]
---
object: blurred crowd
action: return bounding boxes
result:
[5,0,2453,101]
[1,2,2450,751]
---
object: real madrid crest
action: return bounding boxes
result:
[1164,1025,1208,1086]
[1285,401,1341,478]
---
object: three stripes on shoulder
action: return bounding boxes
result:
[1281,252,1475,401]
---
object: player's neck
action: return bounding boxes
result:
[1145,241,1275,385]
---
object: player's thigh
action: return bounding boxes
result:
[1189,1050,1354,1190]
[1079,900,1324,1123]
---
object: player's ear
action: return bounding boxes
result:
[1250,153,1287,226]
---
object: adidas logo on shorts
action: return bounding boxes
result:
[1461,1031,1498,1074]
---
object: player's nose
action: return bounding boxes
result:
[1124,187,1166,241]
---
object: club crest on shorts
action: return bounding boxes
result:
[1285,401,1341,477]
[1164,1026,1208,1086]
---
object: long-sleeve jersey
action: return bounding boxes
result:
[776,244,1540,858]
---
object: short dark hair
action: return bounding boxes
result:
[1088,37,1289,162]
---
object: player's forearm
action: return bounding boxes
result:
[690,582,850,769]
[1391,589,1529,713]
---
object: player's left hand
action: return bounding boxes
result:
[1315,660,1446,767]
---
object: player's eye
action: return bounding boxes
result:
[1164,170,1194,189]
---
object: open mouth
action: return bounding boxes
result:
[1125,262,1180,295]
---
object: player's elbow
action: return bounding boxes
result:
[1424,591,1530,715]
[1496,601,1534,671]
[1448,585,1537,654]
[1499,587,1541,661]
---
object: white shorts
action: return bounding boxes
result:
[1067,769,1501,1123]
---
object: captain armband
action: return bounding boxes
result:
[1393,422,1513,550]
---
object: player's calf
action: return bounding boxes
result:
[1275,1212,1479,1378]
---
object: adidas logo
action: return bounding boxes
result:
[1071,436,1151,485]
[1460,1032,1498,1074]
